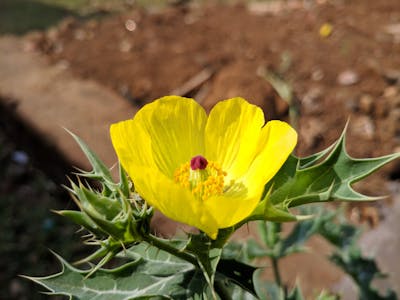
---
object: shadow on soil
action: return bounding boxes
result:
[0,97,88,299]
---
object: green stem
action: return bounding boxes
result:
[214,280,232,300]
[142,234,199,267]
[271,257,282,288]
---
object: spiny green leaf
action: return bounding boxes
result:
[315,290,339,300]
[266,127,400,208]
[317,214,358,249]
[216,259,257,296]
[229,283,258,300]
[66,129,114,188]
[245,207,345,264]
[25,247,203,300]
[286,284,305,300]
[317,208,397,300]
[186,233,223,299]
[330,247,397,300]
[253,278,284,300]
[252,197,298,222]
[298,141,336,169]
[279,212,327,257]
[118,163,131,198]
[55,209,104,237]
[259,221,281,250]
[76,184,122,220]
[251,187,310,223]
[184,231,258,298]
[221,240,254,263]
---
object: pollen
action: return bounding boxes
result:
[174,157,228,201]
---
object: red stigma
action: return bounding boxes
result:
[190,155,208,170]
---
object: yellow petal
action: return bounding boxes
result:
[133,166,220,238]
[111,96,207,177]
[205,98,265,180]
[111,118,155,177]
[204,185,260,229]
[244,120,297,190]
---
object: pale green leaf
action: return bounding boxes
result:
[186,234,223,299]
[266,128,400,208]
[286,284,305,300]
[66,129,114,189]
[26,245,203,300]
[253,276,284,300]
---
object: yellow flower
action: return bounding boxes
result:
[110,96,297,239]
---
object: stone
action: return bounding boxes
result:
[119,39,133,52]
[311,68,324,81]
[383,69,400,85]
[202,61,287,120]
[350,115,375,140]
[301,87,324,114]
[299,117,326,148]
[383,86,398,98]
[358,94,374,114]
[337,70,360,86]
[374,99,389,118]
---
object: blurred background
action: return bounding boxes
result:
[0,0,399,299]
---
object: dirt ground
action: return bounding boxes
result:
[25,0,400,228]
[31,0,400,179]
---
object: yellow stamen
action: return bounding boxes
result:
[174,158,228,201]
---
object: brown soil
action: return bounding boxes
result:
[33,0,400,171]
[28,0,400,223]
[29,0,400,220]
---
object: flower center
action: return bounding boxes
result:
[190,155,208,170]
[174,155,227,201]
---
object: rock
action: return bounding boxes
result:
[46,27,59,42]
[119,39,133,52]
[393,96,400,108]
[358,94,374,114]
[389,108,400,122]
[337,70,360,86]
[74,29,87,41]
[125,19,137,32]
[23,31,46,53]
[383,69,400,85]
[299,118,326,149]
[11,151,29,165]
[385,23,400,43]
[311,68,324,81]
[356,189,400,296]
[350,115,375,140]
[385,23,400,35]
[202,61,287,120]
[301,87,324,115]
[383,86,399,98]
[344,97,358,112]
[86,19,99,30]
[58,17,77,33]
[374,98,389,118]
[247,2,283,15]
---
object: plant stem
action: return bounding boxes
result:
[271,257,282,287]
[214,280,232,300]
[142,234,199,267]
